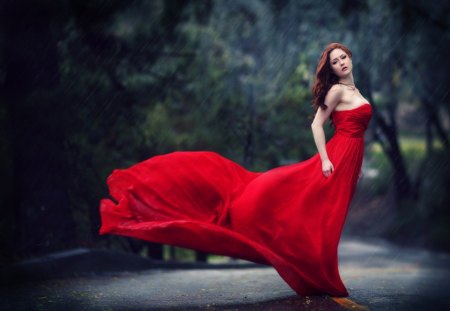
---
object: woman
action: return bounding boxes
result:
[99,42,372,297]
[311,43,370,178]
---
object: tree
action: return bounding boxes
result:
[3,0,76,258]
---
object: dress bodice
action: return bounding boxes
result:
[332,103,372,138]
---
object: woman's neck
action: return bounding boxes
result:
[338,76,355,86]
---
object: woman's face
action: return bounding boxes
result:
[329,48,352,78]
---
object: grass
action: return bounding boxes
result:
[365,135,444,196]
[399,136,443,153]
[370,136,442,155]
[369,136,443,174]
[163,245,197,261]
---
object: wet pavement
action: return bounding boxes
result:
[1,237,449,310]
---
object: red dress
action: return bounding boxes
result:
[99,103,372,297]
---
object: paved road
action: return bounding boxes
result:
[1,238,449,310]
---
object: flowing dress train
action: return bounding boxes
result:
[99,103,372,297]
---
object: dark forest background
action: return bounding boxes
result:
[1,0,449,265]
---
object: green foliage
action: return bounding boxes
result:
[254,56,315,170]
[3,0,449,259]
[400,136,442,177]
[163,246,196,262]
[362,143,393,196]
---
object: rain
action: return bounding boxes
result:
[1,0,449,310]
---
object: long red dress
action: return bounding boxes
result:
[99,103,372,297]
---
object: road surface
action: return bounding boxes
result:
[1,237,449,310]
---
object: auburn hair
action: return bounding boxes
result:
[311,43,352,112]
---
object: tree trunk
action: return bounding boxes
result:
[243,84,255,168]
[195,251,208,263]
[3,0,76,258]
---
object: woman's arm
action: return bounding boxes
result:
[311,85,343,177]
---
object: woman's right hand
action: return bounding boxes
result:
[322,159,334,177]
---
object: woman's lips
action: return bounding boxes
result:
[342,67,348,71]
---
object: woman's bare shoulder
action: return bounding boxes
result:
[328,83,344,94]
[324,84,344,102]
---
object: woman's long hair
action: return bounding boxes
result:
[311,43,352,112]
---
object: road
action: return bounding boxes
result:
[1,237,449,310]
